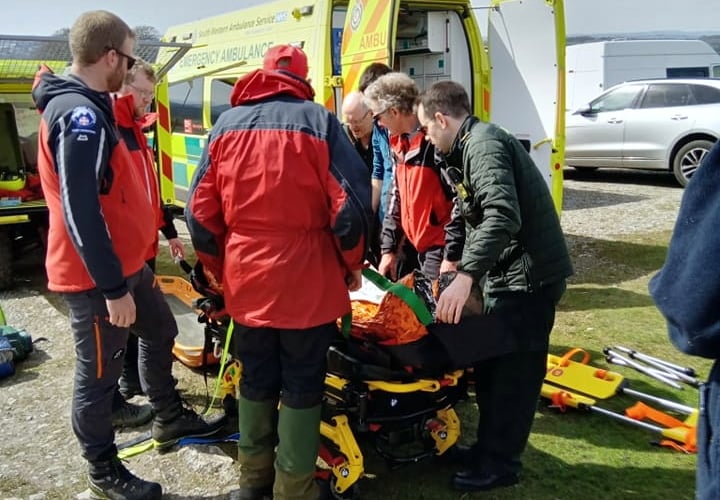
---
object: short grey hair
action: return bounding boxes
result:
[363,72,418,115]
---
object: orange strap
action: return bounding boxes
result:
[557,348,590,367]
[659,438,696,454]
[550,390,572,412]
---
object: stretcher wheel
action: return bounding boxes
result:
[323,477,359,500]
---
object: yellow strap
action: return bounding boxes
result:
[205,319,234,415]
[117,439,156,460]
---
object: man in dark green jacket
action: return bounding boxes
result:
[418,80,573,492]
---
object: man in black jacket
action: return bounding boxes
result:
[418,80,573,492]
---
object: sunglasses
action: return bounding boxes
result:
[372,107,390,121]
[106,46,136,70]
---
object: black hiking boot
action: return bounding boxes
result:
[118,378,144,400]
[152,400,226,450]
[88,456,162,499]
[111,401,153,429]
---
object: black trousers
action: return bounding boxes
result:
[470,280,566,475]
[233,322,336,409]
[64,265,178,461]
[117,256,157,400]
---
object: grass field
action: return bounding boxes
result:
[156,227,705,500]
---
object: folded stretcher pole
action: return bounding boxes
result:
[541,383,664,432]
[613,345,697,377]
[604,349,684,390]
[607,345,700,387]
[541,383,697,452]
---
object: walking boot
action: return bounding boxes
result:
[111,400,153,429]
[273,405,322,500]
[88,455,161,499]
[237,396,278,499]
[152,396,226,449]
[118,377,143,400]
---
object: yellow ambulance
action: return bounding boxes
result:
[155,0,566,211]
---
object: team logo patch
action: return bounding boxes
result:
[70,106,97,134]
[349,1,363,31]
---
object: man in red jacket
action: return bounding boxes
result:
[113,59,185,401]
[364,72,465,281]
[186,44,372,499]
[33,11,223,500]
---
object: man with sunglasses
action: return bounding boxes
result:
[417,80,573,492]
[33,11,224,500]
[364,72,464,281]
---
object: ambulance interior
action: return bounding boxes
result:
[351,8,473,96]
[333,5,475,113]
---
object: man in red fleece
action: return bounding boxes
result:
[186,45,372,499]
[113,59,185,402]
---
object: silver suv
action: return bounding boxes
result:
[565,78,720,186]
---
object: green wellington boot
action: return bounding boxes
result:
[273,405,322,500]
[237,396,278,498]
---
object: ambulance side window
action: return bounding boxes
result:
[168,77,204,134]
[210,78,235,125]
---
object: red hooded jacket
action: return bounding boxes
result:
[32,72,156,297]
[185,69,372,328]
[113,94,167,261]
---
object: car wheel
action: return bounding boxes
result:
[672,139,715,187]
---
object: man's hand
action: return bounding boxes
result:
[440,259,459,274]
[436,272,474,324]
[168,238,186,261]
[106,293,136,328]
[378,253,398,281]
[346,269,363,292]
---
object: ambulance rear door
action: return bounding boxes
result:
[487,0,566,210]
[340,0,401,96]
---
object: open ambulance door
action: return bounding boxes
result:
[340,0,401,102]
[487,0,566,212]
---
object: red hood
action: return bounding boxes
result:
[230,69,314,107]
[114,93,158,130]
[32,64,54,97]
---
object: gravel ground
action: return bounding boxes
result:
[561,168,683,237]
[0,167,685,499]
